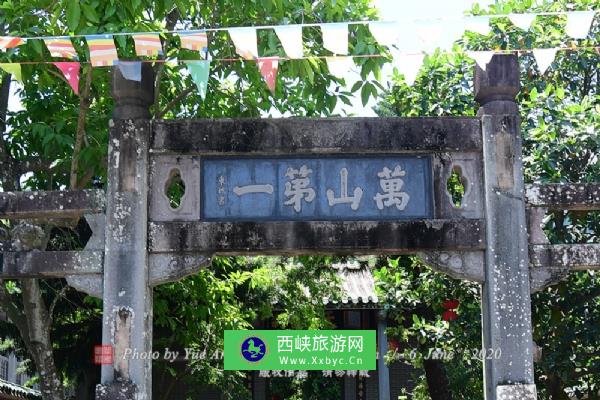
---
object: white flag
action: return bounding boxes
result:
[321,23,348,55]
[326,56,354,78]
[532,48,558,75]
[416,20,463,53]
[393,52,424,86]
[274,25,303,59]
[465,16,492,36]
[467,51,496,70]
[369,21,398,47]
[229,27,258,59]
[509,13,536,31]
[565,11,596,39]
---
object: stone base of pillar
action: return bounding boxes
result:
[496,384,537,400]
[96,379,137,400]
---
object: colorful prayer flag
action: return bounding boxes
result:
[53,62,80,94]
[0,63,22,82]
[274,25,303,59]
[321,23,348,55]
[85,34,119,67]
[257,56,279,94]
[178,32,208,55]
[117,61,142,81]
[133,33,163,57]
[0,36,24,50]
[185,60,210,99]
[229,27,258,60]
[44,38,78,59]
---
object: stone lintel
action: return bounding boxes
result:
[525,183,600,211]
[0,250,103,278]
[149,219,486,255]
[151,117,482,154]
[530,244,600,270]
[0,190,105,220]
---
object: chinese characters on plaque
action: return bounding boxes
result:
[202,157,432,221]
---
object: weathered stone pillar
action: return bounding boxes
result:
[475,55,537,400]
[96,64,154,400]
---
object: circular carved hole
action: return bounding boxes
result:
[165,169,186,210]
[446,166,467,208]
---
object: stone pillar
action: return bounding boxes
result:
[96,64,154,400]
[377,311,390,400]
[475,55,537,400]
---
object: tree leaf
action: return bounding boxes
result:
[81,4,99,23]
[66,0,81,31]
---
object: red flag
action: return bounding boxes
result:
[442,310,458,322]
[257,56,279,94]
[442,300,459,310]
[53,62,80,95]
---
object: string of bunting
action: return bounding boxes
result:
[0,10,598,96]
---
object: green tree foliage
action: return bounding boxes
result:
[375,0,600,398]
[0,0,385,398]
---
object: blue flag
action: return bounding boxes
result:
[116,61,142,81]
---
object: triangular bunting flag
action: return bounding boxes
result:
[133,33,163,57]
[178,32,208,56]
[85,34,119,67]
[229,27,258,60]
[508,14,536,31]
[392,52,424,86]
[0,36,24,50]
[369,21,398,47]
[0,63,22,82]
[326,57,354,78]
[467,51,496,70]
[565,11,596,39]
[416,21,463,53]
[532,48,558,75]
[185,60,210,99]
[274,25,303,59]
[117,61,142,81]
[53,62,80,94]
[257,56,279,94]
[321,23,348,55]
[44,38,78,59]
[465,16,492,36]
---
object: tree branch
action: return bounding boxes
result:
[48,285,69,326]
[69,65,93,189]
[156,87,195,119]
[153,8,181,117]
[0,282,30,346]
